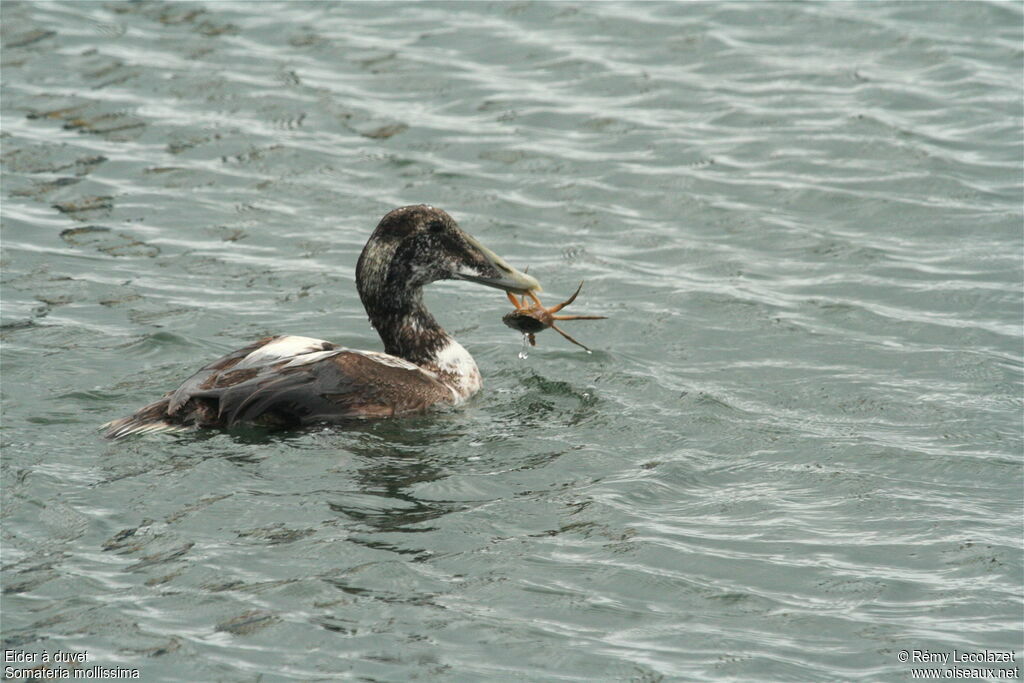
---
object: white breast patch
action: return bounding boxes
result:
[430,339,482,402]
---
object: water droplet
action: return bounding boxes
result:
[585,349,592,355]
[518,334,530,360]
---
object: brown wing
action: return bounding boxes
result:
[171,350,454,429]
[166,336,278,414]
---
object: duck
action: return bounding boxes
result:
[102,205,541,438]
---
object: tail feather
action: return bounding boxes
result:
[101,398,191,439]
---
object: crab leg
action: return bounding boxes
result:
[552,314,607,321]
[548,281,585,313]
[549,323,592,351]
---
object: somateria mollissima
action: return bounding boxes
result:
[102,205,540,438]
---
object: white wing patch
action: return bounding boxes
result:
[282,349,344,367]
[234,335,475,403]
[237,336,436,375]
[236,335,334,369]
[350,349,423,372]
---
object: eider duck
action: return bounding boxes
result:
[102,205,541,438]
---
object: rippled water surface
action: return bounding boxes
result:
[2,1,1022,680]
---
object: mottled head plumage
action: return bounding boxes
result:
[354,204,540,361]
[370,205,455,243]
[357,205,454,309]
[356,204,537,304]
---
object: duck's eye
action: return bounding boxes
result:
[428,220,446,234]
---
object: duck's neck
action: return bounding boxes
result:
[356,238,482,399]
[364,288,448,366]
[360,286,483,401]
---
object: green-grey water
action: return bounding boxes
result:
[2,1,1021,680]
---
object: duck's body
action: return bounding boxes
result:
[102,205,539,439]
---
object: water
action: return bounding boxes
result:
[2,1,1021,680]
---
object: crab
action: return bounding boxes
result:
[502,282,606,351]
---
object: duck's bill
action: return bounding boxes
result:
[456,234,542,294]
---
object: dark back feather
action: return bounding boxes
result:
[176,351,453,429]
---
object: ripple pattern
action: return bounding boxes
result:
[2,2,1021,680]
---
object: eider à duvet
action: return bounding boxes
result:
[102,205,540,439]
